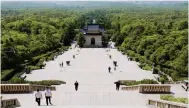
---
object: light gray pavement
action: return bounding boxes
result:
[2,43,188,108]
[25,48,155,84]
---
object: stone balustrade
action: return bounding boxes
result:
[148,99,188,108]
[1,84,56,93]
[31,85,56,91]
[1,98,20,108]
[121,85,139,91]
[121,84,171,93]
[1,84,32,93]
[139,84,171,93]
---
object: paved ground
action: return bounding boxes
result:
[2,43,188,108]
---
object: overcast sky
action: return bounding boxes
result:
[1,0,187,1]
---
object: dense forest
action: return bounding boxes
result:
[1,9,82,80]
[1,1,188,81]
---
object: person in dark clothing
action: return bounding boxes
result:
[60,63,62,67]
[74,81,79,91]
[117,81,121,91]
[115,81,121,91]
[62,62,63,67]
[108,66,111,73]
[113,61,117,67]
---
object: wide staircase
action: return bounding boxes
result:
[2,44,188,108]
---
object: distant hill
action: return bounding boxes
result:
[1,1,188,10]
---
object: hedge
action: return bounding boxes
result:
[8,77,66,85]
[29,80,66,85]
[160,95,188,104]
[122,79,158,86]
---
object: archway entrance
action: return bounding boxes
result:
[91,37,95,45]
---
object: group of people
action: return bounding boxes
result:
[35,87,53,106]
[35,81,79,106]
[74,81,120,91]
[108,61,118,73]
[35,81,121,106]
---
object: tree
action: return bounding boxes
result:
[115,34,124,46]
[76,33,85,47]
[101,34,109,47]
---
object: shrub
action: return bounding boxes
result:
[160,95,188,104]
[135,57,139,62]
[1,69,15,81]
[9,77,26,83]
[28,65,40,70]
[123,79,158,86]
[160,77,165,84]
[160,75,169,84]
[8,78,66,85]
[153,67,159,74]
[142,65,152,70]
[138,63,145,68]
[29,80,66,85]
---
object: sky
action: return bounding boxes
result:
[1,0,188,1]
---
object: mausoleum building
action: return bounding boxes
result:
[82,24,104,47]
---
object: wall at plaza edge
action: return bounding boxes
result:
[84,35,102,46]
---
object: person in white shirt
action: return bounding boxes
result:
[35,89,42,106]
[45,87,52,105]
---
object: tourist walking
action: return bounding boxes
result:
[109,55,111,59]
[108,66,111,73]
[113,61,117,67]
[45,87,53,106]
[35,89,42,106]
[62,62,63,67]
[74,81,79,91]
[115,81,121,91]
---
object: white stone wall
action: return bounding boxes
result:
[84,35,102,46]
